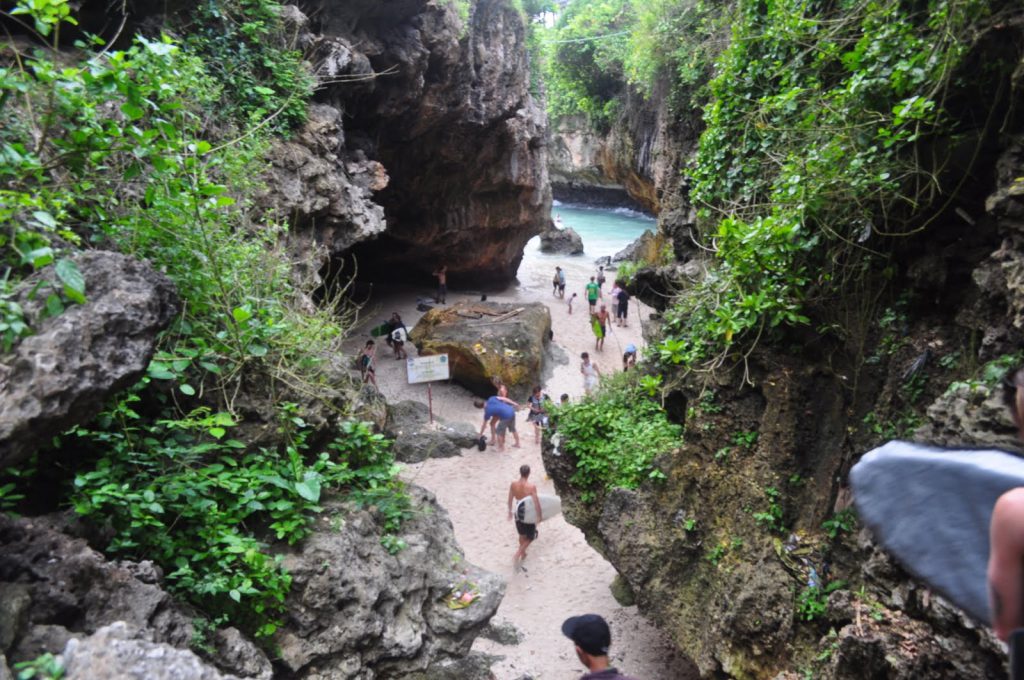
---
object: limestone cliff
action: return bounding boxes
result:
[545,12,1024,680]
[288,0,551,288]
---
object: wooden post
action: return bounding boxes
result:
[428,383,434,424]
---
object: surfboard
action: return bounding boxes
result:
[370,322,391,337]
[391,327,408,342]
[591,316,604,339]
[516,494,562,524]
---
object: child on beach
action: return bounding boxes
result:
[567,292,577,314]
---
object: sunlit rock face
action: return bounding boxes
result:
[303,0,551,288]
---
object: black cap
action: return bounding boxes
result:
[561,614,611,656]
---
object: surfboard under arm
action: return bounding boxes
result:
[517,494,562,524]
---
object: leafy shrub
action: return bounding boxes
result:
[555,372,681,501]
[71,401,406,637]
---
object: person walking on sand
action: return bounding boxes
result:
[385,312,409,360]
[433,264,447,304]
[561,614,639,680]
[593,304,610,352]
[585,276,600,314]
[580,352,601,395]
[596,265,606,292]
[359,340,378,390]
[609,281,621,319]
[615,284,630,327]
[508,464,542,570]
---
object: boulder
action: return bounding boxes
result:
[0,251,179,470]
[539,225,584,255]
[0,514,271,677]
[59,622,239,680]
[612,229,658,263]
[275,486,504,678]
[408,302,551,400]
[385,400,486,462]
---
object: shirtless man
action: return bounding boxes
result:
[508,464,542,569]
[432,264,447,304]
[594,304,611,351]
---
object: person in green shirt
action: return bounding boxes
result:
[585,276,600,313]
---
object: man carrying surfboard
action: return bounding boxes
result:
[508,464,542,570]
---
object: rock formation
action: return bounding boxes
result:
[275,487,504,678]
[409,301,551,400]
[539,224,585,255]
[0,252,179,469]
[292,0,551,288]
[0,513,272,678]
[385,400,481,463]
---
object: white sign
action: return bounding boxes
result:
[407,354,450,384]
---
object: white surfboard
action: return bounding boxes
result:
[516,494,562,524]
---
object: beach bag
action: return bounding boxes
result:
[477,436,487,451]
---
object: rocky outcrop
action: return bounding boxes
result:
[0,252,179,469]
[0,514,271,678]
[409,301,551,400]
[298,0,551,287]
[59,622,240,680]
[275,487,504,678]
[259,103,388,288]
[385,400,481,463]
[539,225,584,255]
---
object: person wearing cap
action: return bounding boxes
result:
[622,344,637,372]
[561,614,638,679]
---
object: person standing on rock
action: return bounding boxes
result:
[508,464,542,570]
[433,264,447,304]
[581,352,601,395]
[561,614,638,680]
[585,276,600,314]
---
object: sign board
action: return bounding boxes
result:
[406,354,450,384]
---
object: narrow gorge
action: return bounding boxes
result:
[2,0,1024,679]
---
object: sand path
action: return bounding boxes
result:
[349,273,695,680]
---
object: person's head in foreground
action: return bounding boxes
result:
[562,614,614,671]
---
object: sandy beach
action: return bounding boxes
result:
[348,264,696,680]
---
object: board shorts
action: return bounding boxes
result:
[515,503,537,540]
[497,416,516,435]
[617,302,628,318]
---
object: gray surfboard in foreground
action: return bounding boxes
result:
[850,440,1024,625]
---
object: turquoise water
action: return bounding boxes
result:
[517,201,656,295]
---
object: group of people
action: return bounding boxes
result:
[554,265,640,396]
[358,312,410,389]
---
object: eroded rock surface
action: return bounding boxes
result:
[409,301,551,400]
[386,400,480,463]
[59,622,239,680]
[539,225,584,255]
[276,487,504,678]
[0,252,179,469]
[305,0,551,286]
[0,514,271,678]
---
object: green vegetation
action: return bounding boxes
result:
[821,509,857,539]
[752,485,785,533]
[554,371,681,502]
[645,0,1009,375]
[1,0,408,640]
[796,579,846,621]
[13,653,64,680]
